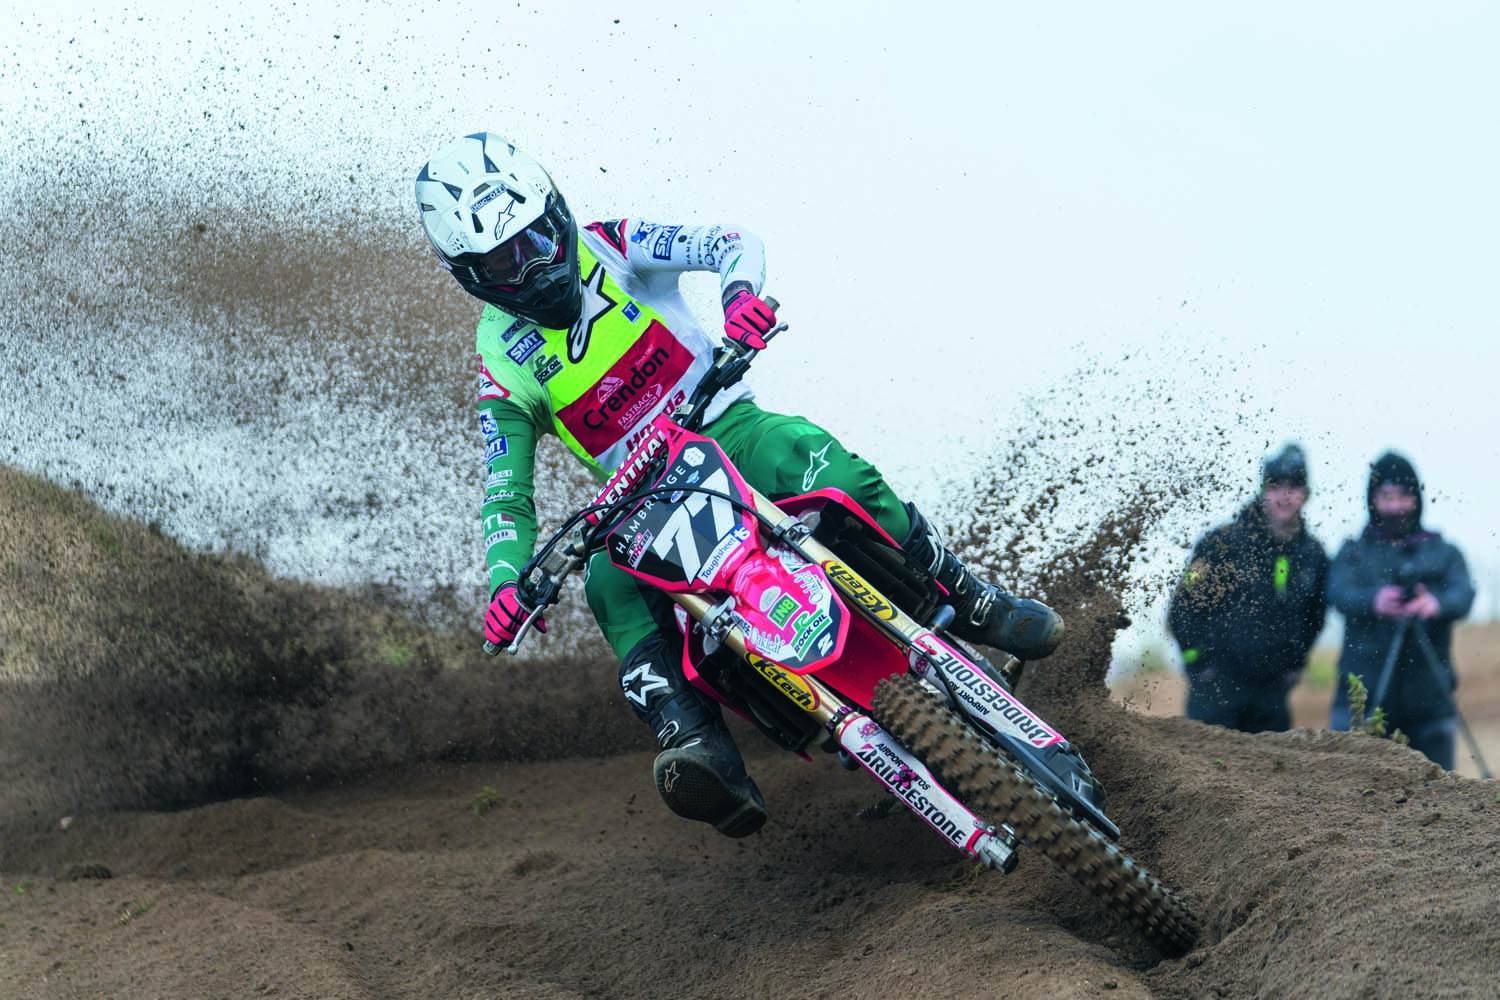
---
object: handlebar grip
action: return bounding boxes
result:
[764,295,780,313]
[483,639,502,656]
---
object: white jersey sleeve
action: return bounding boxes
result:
[584,219,767,301]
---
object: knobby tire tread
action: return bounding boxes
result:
[870,674,1199,955]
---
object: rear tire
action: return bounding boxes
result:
[870,674,1199,956]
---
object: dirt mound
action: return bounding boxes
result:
[0,465,645,824]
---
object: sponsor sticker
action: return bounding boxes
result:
[484,436,509,462]
[506,329,545,365]
[556,320,693,455]
[484,529,519,547]
[476,359,510,401]
[471,186,511,214]
[533,354,563,384]
[696,524,751,583]
[478,411,499,439]
[630,221,658,244]
[748,654,820,713]
[622,301,641,322]
[791,609,832,656]
[500,317,530,343]
[627,530,653,568]
[485,470,514,489]
[768,593,801,629]
[651,225,681,260]
[824,561,895,621]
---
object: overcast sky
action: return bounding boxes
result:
[4,2,1497,633]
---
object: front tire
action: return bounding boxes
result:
[870,674,1199,956]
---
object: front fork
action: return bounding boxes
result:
[826,701,1021,873]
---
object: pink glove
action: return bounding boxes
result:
[1403,584,1442,620]
[722,287,776,350]
[1373,585,1406,618]
[485,582,546,649]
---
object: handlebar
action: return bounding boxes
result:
[485,294,787,655]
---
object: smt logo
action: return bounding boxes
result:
[651,225,682,260]
[506,329,545,365]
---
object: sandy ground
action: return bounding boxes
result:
[4,615,1498,999]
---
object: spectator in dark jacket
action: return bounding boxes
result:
[1327,451,1474,769]
[1168,444,1330,733]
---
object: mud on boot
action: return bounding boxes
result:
[900,503,1065,660]
[621,633,769,838]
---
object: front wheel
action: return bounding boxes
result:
[870,674,1199,956]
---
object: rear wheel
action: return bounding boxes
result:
[870,674,1199,956]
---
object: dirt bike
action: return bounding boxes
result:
[495,302,1200,955]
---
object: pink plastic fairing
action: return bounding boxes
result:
[724,545,848,669]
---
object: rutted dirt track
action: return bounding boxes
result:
[4,599,1498,999]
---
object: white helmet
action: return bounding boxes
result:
[415,133,581,328]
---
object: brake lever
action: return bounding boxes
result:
[503,602,550,655]
[719,295,787,354]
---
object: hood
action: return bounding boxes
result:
[1366,450,1423,534]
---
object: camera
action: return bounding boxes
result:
[1394,560,1421,599]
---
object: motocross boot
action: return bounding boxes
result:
[620,634,768,838]
[900,503,1065,660]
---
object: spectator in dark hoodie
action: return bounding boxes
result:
[1169,444,1330,733]
[1327,451,1474,769]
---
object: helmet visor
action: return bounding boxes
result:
[449,195,569,293]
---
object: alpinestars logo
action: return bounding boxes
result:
[622,660,670,708]
[487,197,517,240]
[567,262,616,363]
[802,441,832,491]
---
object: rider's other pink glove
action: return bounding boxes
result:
[722,285,776,350]
[485,582,546,648]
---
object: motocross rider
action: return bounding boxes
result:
[415,132,1064,839]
